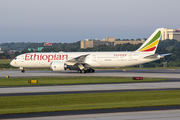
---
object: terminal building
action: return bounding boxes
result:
[162,28,180,41]
[81,37,145,49]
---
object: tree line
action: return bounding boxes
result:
[1,39,180,67]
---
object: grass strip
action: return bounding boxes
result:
[0,59,12,64]
[0,77,167,86]
[0,90,180,115]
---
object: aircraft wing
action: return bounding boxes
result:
[65,54,89,66]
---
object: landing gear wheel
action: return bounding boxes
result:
[90,69,93,73]
[87,68,95,73]
[82,70,86,73]
[78,70,82,73]
[21,70,25,73]
[87,69,90,73]
[78,69,94,73]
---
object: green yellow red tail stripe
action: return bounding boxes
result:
[139,30,161,52]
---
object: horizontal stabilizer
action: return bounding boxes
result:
[159,53,172,58]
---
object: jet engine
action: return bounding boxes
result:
[50,61,67,71]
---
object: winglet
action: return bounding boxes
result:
[136,28,164,54]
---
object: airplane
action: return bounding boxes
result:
[10,28,171,73]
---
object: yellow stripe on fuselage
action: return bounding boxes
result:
[139,40,159,51]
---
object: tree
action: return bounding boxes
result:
[14,51,20,56]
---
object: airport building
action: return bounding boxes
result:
[0,47,4,53]
[162,28,180,41]
[81,28,180,49]
[81,37,145,49]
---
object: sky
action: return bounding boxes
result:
[0,0,180,43]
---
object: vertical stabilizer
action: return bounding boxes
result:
[135,28,164,54]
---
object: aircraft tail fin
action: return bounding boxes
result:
[135,28,164,54]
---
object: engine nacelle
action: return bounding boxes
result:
[50,61,67,71]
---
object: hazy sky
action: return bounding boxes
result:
[0,0,180,43]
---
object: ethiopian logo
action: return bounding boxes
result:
[139,31,161,52]
[25,54,68,62]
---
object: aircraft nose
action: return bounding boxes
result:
[10,60,13,66]
[10,60,16,66]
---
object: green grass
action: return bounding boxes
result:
[0,90,180,115]
[0,77,167,86]
[0,59,15,69]
[0,59,12,64]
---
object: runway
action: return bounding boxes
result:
[2,107,180,120]
[1,82,180,95]
[1,69,180,78]
[19,109,180,120]
[1,69,180,120]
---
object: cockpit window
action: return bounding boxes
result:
[14,57,17,60]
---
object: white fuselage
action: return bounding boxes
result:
[10,51,160,69]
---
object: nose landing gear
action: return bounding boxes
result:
[21,69,25,73]
[20,67,25,73]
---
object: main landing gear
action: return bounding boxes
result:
[77,68,95,73]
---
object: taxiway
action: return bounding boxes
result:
[1,69,180,78]
[1,82,180,95]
